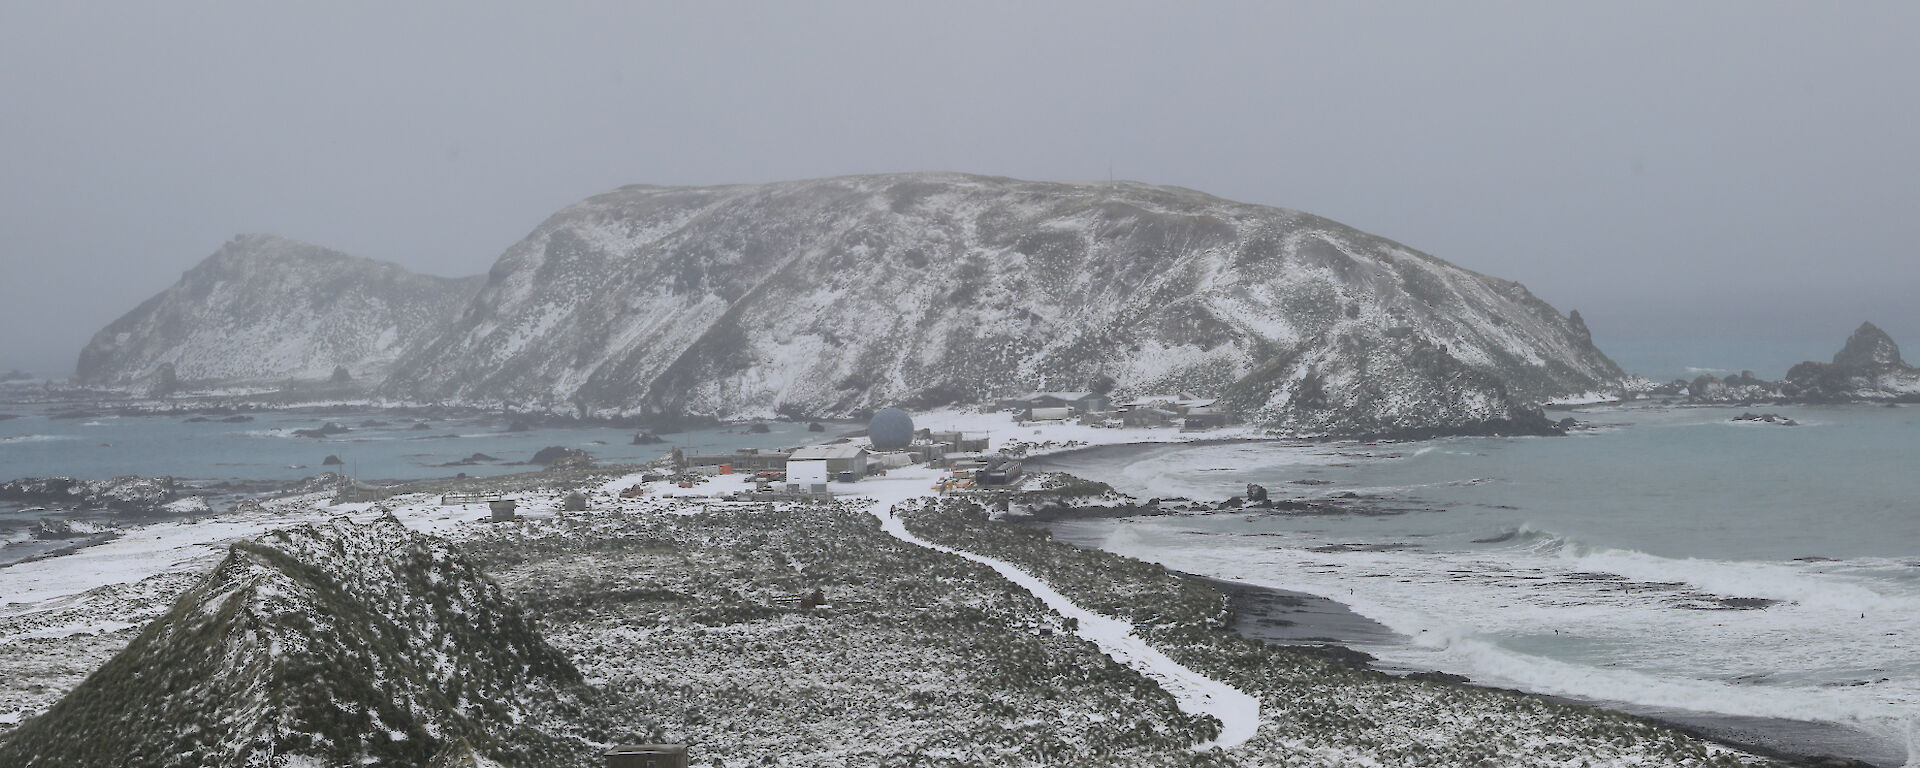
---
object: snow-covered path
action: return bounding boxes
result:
[856,469,1261,751]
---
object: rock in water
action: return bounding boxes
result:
[530,446,590,467]
[321,454,344,466]
[1781,322,1920,401]
[1832,321,1904,369]
[0,516,591,767]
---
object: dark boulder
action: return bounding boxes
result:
[291,422,350,438]
[321,455,345,466]
[530,446,590,466]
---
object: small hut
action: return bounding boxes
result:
[488,498,518,522]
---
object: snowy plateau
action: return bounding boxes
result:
[76,173,1623,437]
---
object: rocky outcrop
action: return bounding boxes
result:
[1677,323,1920,404]
[1830,322,1903,369]
[75,234,483,387]
[0,516,592,767]
[0,475,200,515]
[380,173,1622,434]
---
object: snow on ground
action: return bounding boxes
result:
[851,466,1263,750]
[911,407,1268,458]
[0,495,331,615]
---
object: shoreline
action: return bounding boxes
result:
[1031,517,1902,767]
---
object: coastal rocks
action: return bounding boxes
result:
[290,421,350,438]
[1831,322,1903,368]
[530,446,592,469]
[292,472,348,495]
[437,453,502,467]
[1732,412,1798,426]
[0,475,202,515]
[1781,322,1920,402]
[321,454,345,466]
[1686,323,1920,404]
[29,517,112,540]
[630,431,665,445]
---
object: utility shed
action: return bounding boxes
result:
[604,744,688,768]
[788,443,869,480]
[488,499,517,522]
[1024,406,1072,421]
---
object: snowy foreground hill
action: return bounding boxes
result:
[0,516,595,767]
[81,174,1625,435]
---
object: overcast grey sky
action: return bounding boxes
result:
[2,2,1915,378]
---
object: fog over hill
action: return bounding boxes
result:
[79,173,1624,435]
[75,234,482,389]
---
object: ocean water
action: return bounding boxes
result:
[1032,403,1920,763]
[0,405,844,562]
[0,406,834,485]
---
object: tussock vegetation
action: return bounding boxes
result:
[457,501,1231,766]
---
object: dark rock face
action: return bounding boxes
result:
[1832,322,1903,369]
[1780,322,1920,402]
[290,422,350,438]
[1732,412,1798,426]
[1678,322,1920,404]
[378,173,1622,435]
[530,446,590,466]
[0,516,591,767]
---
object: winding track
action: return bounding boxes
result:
[858,469,1261,751]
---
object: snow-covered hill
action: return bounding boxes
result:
[75,234,482,388]
[384,173,1620,432]
[80,174,1626,434]
[0,515,590,767]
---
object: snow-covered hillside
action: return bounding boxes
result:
[383,173,1622,432]
[75,234,482,387]
[0,515,592,767]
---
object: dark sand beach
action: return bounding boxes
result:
[1034,518,1904,768]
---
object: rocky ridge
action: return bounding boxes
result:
[1675,322,1920,404]
[75,234,483,389]
[0,516,595,768]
